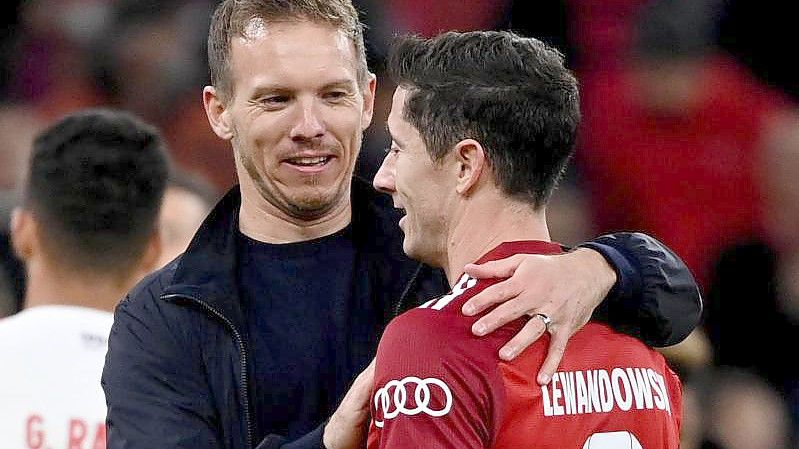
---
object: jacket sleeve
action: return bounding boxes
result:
[254,425,326,449]
[578,232,702,347]
[103,285,221,449]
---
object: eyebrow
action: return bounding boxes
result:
[249,78,357,98]
[319,79,357,90]
[250,84,290,99]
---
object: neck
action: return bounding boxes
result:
[23,257,141,313]
[443,191,549,286]
[237,172,352,244]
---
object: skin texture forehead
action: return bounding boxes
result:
[227,20,363,111]
[238,17,355,73]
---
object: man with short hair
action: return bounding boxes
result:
[102,1,700,449]
[369,31,681,449]
[0,109,169,449]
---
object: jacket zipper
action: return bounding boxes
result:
[162,293,254,449]
[393,263,424,317]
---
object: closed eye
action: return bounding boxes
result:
[261,95,290,105]
[253,94,292,111]
[323,90,349,102]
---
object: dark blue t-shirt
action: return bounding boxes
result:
[237,225,380,441]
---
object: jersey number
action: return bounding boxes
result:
[419,274,477,311]
[582,431,644,449]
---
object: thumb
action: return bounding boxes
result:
[464,254,525,279]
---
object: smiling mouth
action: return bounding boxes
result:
[285,156,333,167]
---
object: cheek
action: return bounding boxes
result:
[245,122,288,163]
[249,119,281,144]
[330,109,364,141]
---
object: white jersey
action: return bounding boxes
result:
[0,305,113,449]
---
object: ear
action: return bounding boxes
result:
[360,73,377,131]
[10,208,37,262]
[454,139,488,195]
[138,228,163,274]
[203,86,234,140]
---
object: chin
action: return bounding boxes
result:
[286,188,347,218]
[403,240,436,266]
[402,239,419,260]
[287,198,336,219]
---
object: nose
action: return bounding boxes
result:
[373,151,396,194]
[290,98,325,141]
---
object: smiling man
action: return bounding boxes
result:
[102,2,699,449]
[369,31,682,449]
[205,18,374,239]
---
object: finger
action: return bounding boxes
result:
[537,331,569,385]
[462,278,524,316]
[463,254,526,279]
[470,295,528,336]
[498,318,548,361]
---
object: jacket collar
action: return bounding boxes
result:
[161,185,244,326]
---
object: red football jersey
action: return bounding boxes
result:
[368,241,682,449]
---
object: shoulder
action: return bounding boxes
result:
[110,262,194,345]
[379,274,507,368]
[0,309,39,344]
[557,323,677,382]
[104,262,209,383]
[0,306,111,334]
[125,261,178,306]
[114,261,180,324]
[371,277,510,447]
[0,307,112,382]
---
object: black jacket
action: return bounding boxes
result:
[102,179,701,449]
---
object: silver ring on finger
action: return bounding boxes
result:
[532,313,552,333]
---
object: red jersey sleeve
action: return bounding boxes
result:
[367,311,493,449]
[367,275,515,449]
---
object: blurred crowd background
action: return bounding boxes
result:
[0,0,797,448]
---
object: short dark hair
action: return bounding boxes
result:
[23,109,169,274]
[388,31,580,207]
[208,0,368,101]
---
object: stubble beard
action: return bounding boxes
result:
[236,144,349,221]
